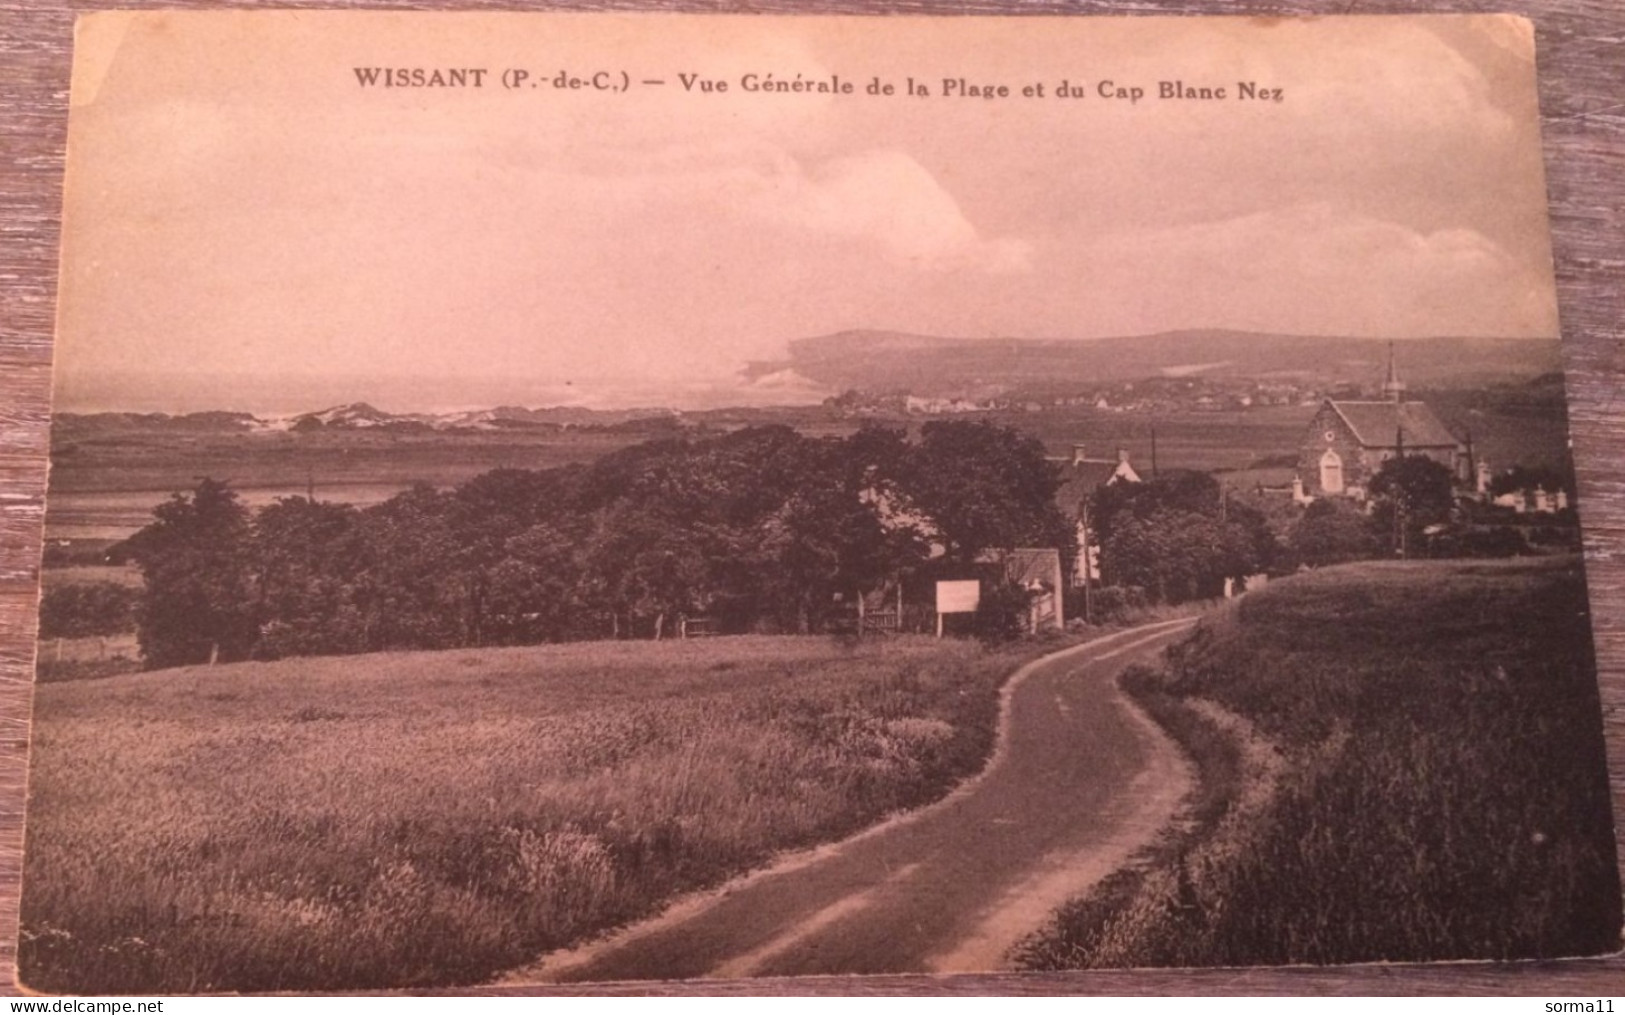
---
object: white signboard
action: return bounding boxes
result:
[935,580,981,615]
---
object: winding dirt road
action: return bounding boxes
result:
[519,617,1199,985]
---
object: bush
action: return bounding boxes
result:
[1289,499,1377,567]
[1069,585,1149,626]
[973,581,1034,643]
[1442,526,1527,558]
[1529,525,1580,549]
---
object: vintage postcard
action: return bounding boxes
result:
[24,10,1621,992]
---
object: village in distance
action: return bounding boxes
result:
[21,327,1623,991]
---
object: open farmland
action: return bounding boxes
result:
[19,634,1057,993]
[45,425,648,495]
[1019,556,1622,968]
[43,396,1570,547]
[43,427,655,542]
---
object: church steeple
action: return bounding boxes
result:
[1382,341,1407,403]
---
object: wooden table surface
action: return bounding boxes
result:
[1,0,1621,997]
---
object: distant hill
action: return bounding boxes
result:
[49,410,261,432]
[51,331,1564,436]
[744,330,1563,398]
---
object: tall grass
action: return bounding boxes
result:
[1021,557,1621,968]
[21,634,1051,993]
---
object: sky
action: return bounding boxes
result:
[55,12,1560,414]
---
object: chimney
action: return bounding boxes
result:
[1071,442,1087,466]
[1116,447,1131,465]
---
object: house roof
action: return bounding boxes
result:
[1051,457,1138,512]
[1328,400,1460,449]
[1003,547,1062,588]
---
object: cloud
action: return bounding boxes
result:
[740,150,1032,273]
[1077,202,1556,338]
[506,143,1032,275]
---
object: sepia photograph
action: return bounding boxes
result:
[19,10,1622,992]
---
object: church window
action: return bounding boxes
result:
[1320,449,1345,494]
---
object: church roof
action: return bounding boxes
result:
[1328,400,1460,449]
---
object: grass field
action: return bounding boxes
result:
[1018,556,1622,968]
[19,633,1057,993]
[33,634,141,684]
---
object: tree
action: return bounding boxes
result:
[445,468,581,647]
[252,497,370,658]
[905,421,1074,567]
[738,434,919,633]
[1093,470,1226,536]
[580,501,713,639]
[125,479,258,668]
[1290,498,1379,567]
[570,425,930,635]
[487,519,595,643]
[1369,456,1456,558]
[1101,507,1259,604]
[355,485,467,650]
[1093,471,1276,601]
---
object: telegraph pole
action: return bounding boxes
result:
[1393,425,1406,558]
[1080,498,1093,625]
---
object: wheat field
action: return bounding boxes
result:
[20,634,1045,993]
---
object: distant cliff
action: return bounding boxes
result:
[743,330,1562,398]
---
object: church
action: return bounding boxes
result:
[1295,347,1468,502]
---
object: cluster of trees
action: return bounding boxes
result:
[1277,457,1459,569]
[1086,455,1572,604]
[102,415,1576,669]
[1281,455,1582,567]
[121,422,1076,669]
[1091,471,1276,603]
